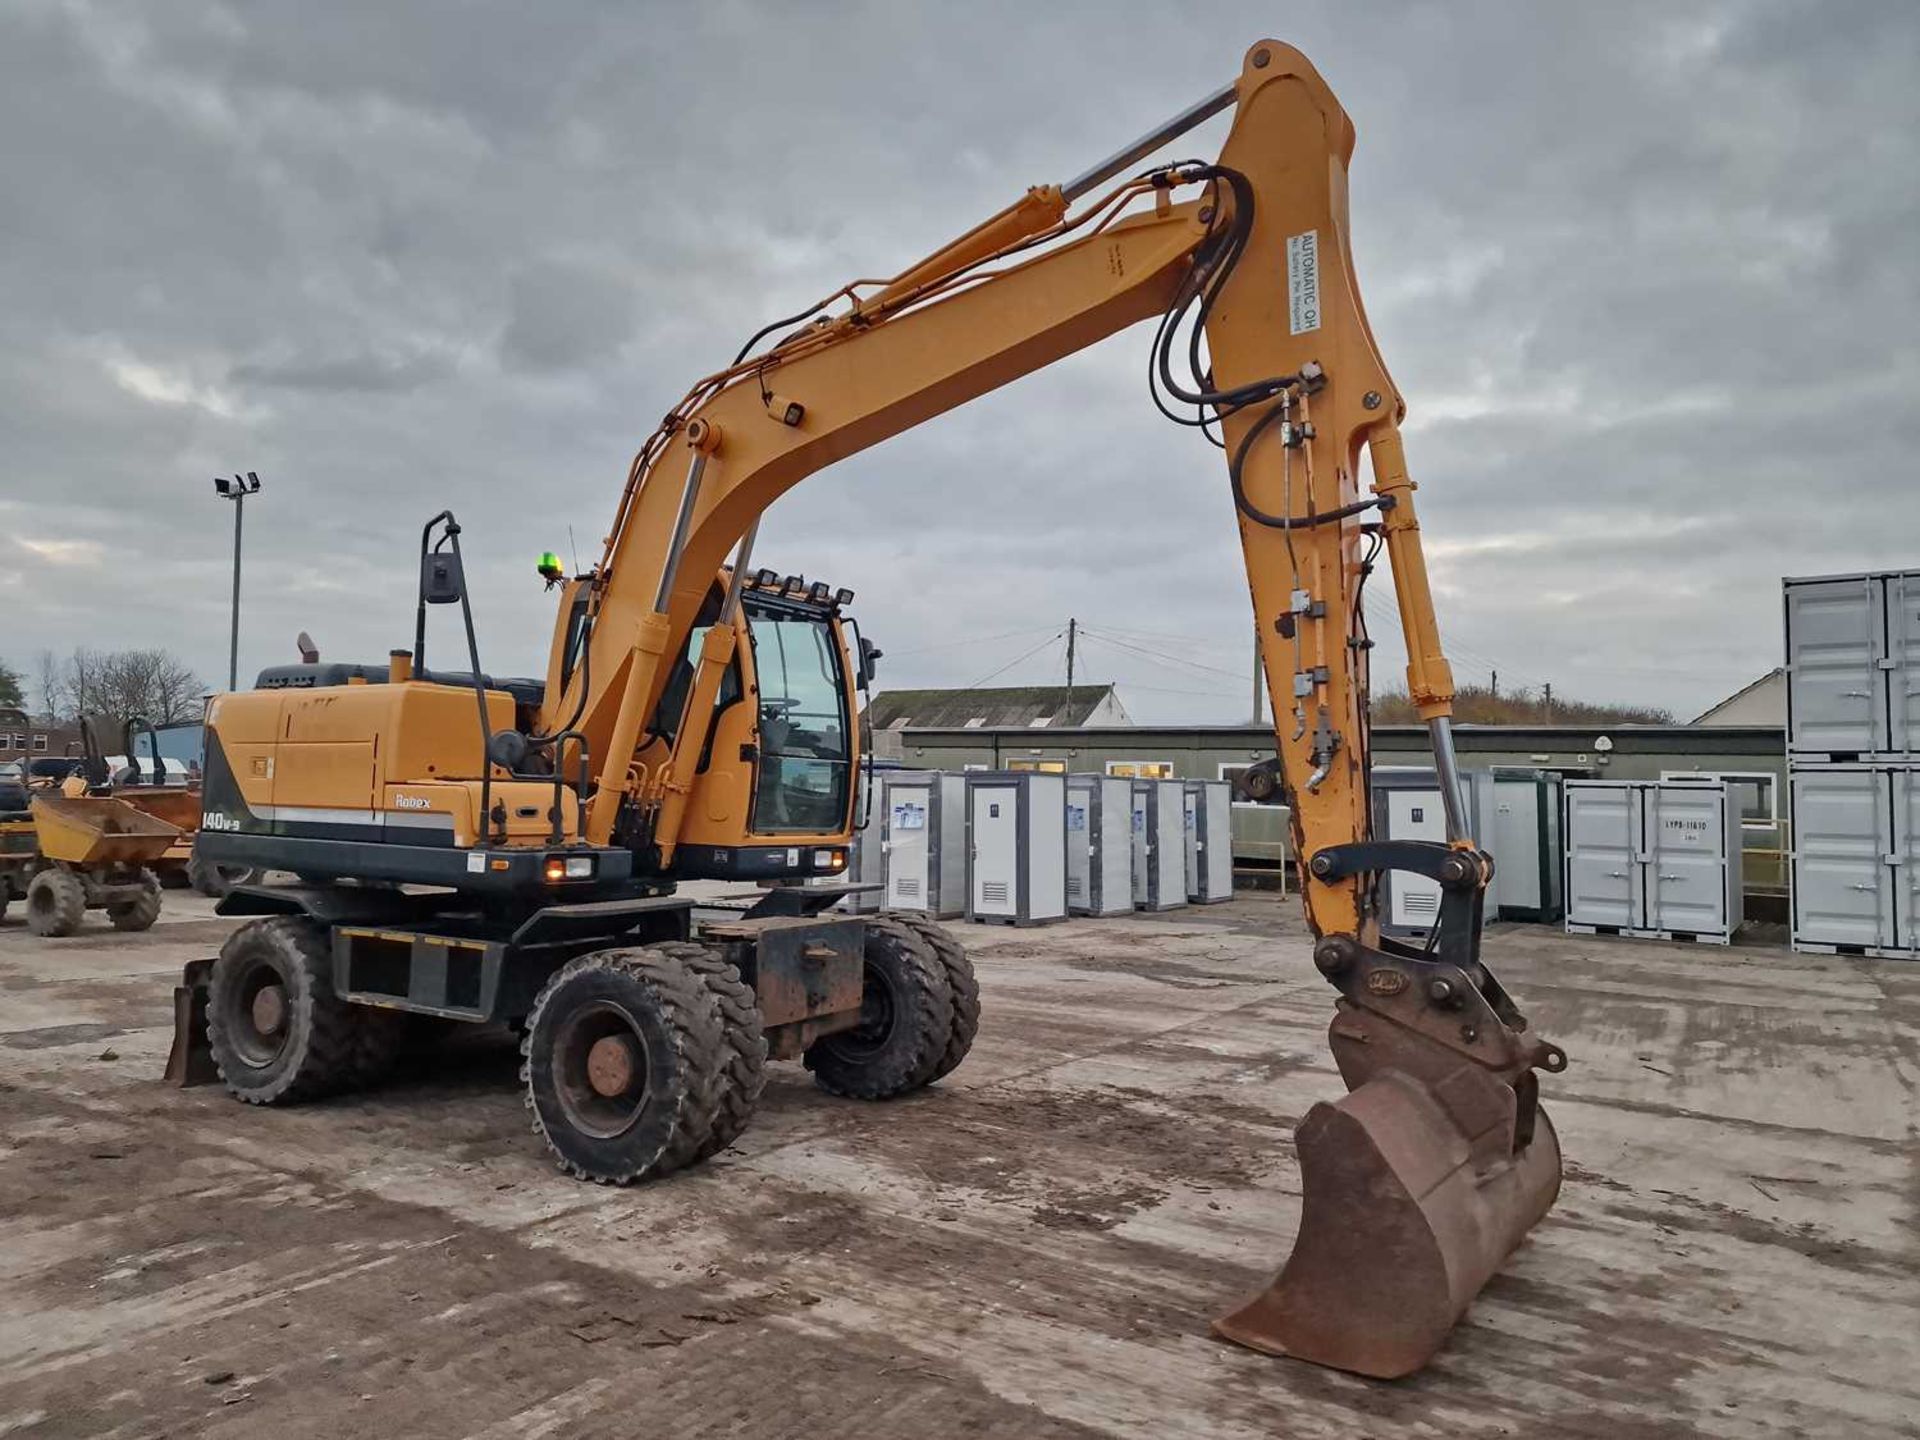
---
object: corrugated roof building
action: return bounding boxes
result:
[866,685,1129,757]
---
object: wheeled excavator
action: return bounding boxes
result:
[170,42,1566,1379]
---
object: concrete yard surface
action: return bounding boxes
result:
[1,891,1916,1438]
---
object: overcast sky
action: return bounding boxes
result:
[2,1,1915,725]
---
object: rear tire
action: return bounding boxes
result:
[108,869,163,931]
[521,944,727,1184]
[805,918,953,1099]
[207,916,358,1104]
[888,914,979,1082]
[683,950,768,1161]
[188,850,257,899]
[25,869,85,938]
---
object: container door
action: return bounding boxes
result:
[1131,788,1150,905]
[885,785,932,911]
[1065,787,1091,911]
[1786,577,1880,755]
[1565,784,1636,929]
[1204,784,1235,899]
[1645,785,1728,935]
[1491,779,1541,911]
[1887,573,1920,755]
[1791,769,1891,950]
[1101,781,1133,913]
[1155,782,1186,906]
[1386,787,1446,930]
[1182,788,1201,898]
[970,785,1018,918]
[1894,768,1918,952]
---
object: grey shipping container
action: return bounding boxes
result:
[1131,779,1186,912]
[1182,779,1235,903]
[1369,766,1499,940]
[1066,774,1133,917]
[1785,571,1920,760]
[1487,768,1564,922]
[1564,779,1743,943]
[1789,764,1920,958]
[882,771,967,918]
[965,771,1067,926]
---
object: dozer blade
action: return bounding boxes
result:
[164,958,218,1087]
[1214,1070,1561,1379]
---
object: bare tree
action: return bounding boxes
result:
[35,649,61,723]
[54,648,207,741]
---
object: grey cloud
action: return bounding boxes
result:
[0,1,1915,724]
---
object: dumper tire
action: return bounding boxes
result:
[683,950,768,1162]
[888,914,979,1083]
[521,944,728,1184]
[25,868,86,938]
[805,918,954,1100]
[207,916,359,1104]
[107,869,163,932]
[346,1007,409,1089]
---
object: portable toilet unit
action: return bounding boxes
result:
[1369,766,1498,940]
[965,771,1067,926]
[1130,778,1186,912]
[1486,768,1565,922]
[1182,779,1235,903]
[1564,779,1742,943]
[841,770,885,914]
[882,771,966,918]
[1066,774,1133,917]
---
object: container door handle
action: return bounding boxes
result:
[1606,869,1628,879]
[1849,883,1877,892]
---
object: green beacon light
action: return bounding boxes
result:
[537,551,565,585]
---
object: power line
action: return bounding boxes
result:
[1076,626,1247,683]
[954,629,1067,692]
[885,624,1063,658]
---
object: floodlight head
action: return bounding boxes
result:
[213,476,232,496]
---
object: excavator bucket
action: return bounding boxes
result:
[1214,1066,1561,1378]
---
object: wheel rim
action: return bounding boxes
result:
[833,961,901,1060]
[27,885,55,922]
[552,1001,653,1139]
[224,957,291,1066]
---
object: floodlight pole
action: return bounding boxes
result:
[227,490,244,691]
[213,473,261,691]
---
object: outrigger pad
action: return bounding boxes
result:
[1213,1070,1561,1378]
[164,958,218,1087]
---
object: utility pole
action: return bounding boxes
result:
[1490,669,1498,700]
[212,472,262,690]
[1064,617,1077,697]
[1543,681,1553,723]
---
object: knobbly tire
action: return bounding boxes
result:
[207,916,361,1104]
[187,850,258,899]
[886,914,979,1082]
[805,917,954,1099]
[107,868,163,932]
[521,944,729,1184]
[25,869,86,938]
[682,950,768,1162]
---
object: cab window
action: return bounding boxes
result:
[747,608,849,834]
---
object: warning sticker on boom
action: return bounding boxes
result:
[1287,230,1321,335]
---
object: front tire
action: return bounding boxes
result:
[805,918,954,1099]
[521,944,728,1184]
[108,869,163,931]
[206,916,359,1104]
[25,869,85,937]
[188,849,257,898]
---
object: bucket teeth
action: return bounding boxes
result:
[1214,1072,1561,1379]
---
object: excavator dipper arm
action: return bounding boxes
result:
[540,40,1564,1377]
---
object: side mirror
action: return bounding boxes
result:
[858,636,883,687]
[421,551,465,605]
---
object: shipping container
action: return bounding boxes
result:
[1066,774,1133,917]
[1182,779,1235,903]
[1789,764,1919,958]
[881,771,967,918]
[965,771,1067,926]
[1564,779,1743,943]
[1488,768,1564,922]
[1369,767,1499,940]
[1130,779,1186,912]
[1784,571,1920,761]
